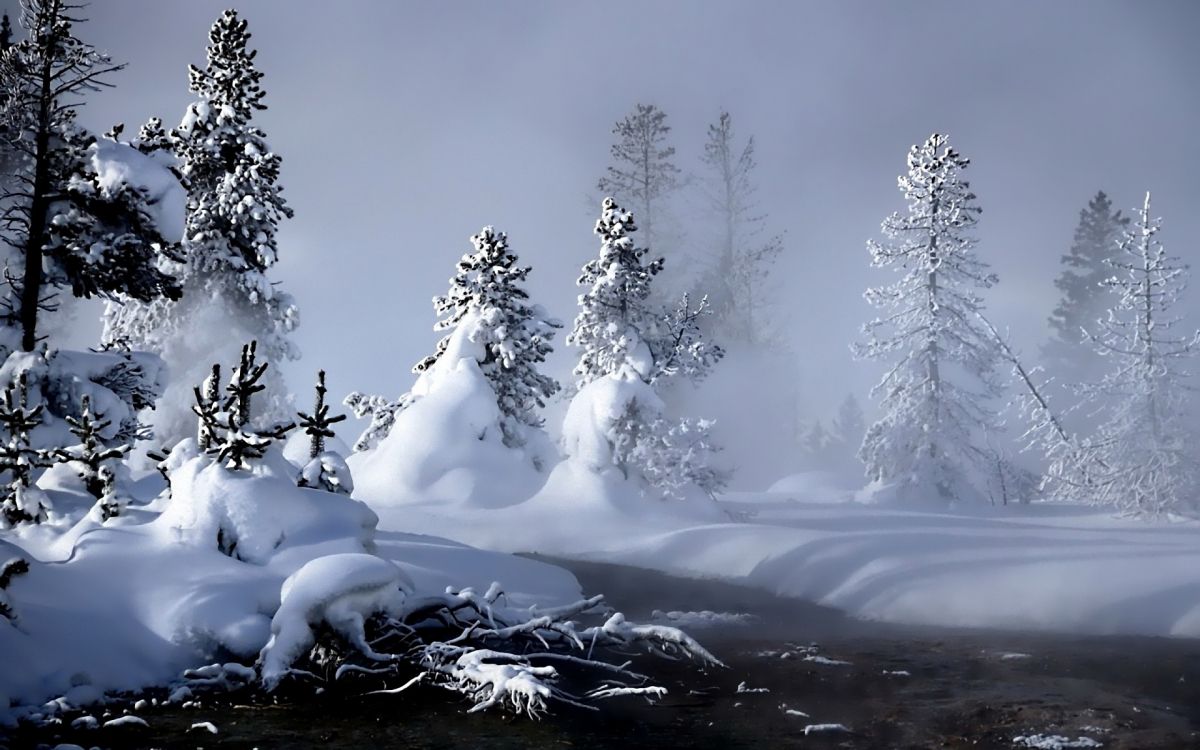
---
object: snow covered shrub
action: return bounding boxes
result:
[0,556,29,624]
[51,394,131,519]
[343,391,410,452]
[0,374,48,525]
[295,371,352,495]
[611,400,727,501]
[193,342,295,471]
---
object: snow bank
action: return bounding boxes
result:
[383,493,1200,639]
[156,444,377,566]
[350,315,552,509]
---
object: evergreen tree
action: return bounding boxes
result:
[0,0,180,353]
[695,111,783,344]
[1045,191,1128,382]
[297,370,345,460]
[414,226,561,446]
[831,393,866,450]
[103,9,298,441]
[53,394,129,501]
[0,373,48,524]
[1050,193,1200,516]
[0,13,12,50]
[597,103,681,256]
[194,341,294,471]
[569,198,722,389]
[855,133,1002,504]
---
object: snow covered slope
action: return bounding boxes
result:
[379,495,1200,639]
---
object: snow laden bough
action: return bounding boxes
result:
[250,553,723,718]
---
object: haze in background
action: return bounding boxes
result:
[12,0,1200,484]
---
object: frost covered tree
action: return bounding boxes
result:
[1045,191,1129,383]
[855,133,1002,504]
[566,199,727,502]
[296,370,352,495]
[695,111,783,344]
[1049,193,1200,517]
[569,198,722,389]
[194,342,294,471]
[53,394,129,505]
[597,103,681,257]
[103,9,298,441]
[0,0,181,353]
[413,226,561,446]
[0,373,47,524]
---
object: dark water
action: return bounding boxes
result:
[9,558,1200,749]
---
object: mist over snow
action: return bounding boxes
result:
[3,0,1200,744]
[34,0,1200,490]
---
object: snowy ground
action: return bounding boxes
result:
[362,473,1200,639]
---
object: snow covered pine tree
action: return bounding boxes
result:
[103,9,298,443]
[0,0,181,353]
[567,198,726,500]
[855,133,1004,505]
[1050,193,1200,517]
[414,226,561,447]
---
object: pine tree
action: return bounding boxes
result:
[297,370,345,460]
[597,103,681,256]
[413,226,561,445]
[569,198,722,389]
[0,0,181,353]
[52,393,129,519]
[695,111,783,344]
[0,13,11,50]
[103,9,298,440]
[1051,193,1200,517]
[194,341,294,471]
[855,133,1003,504]
[0,373,48,524]
[343,391,411,453]
[1045,191,1129,382]
[831,393,866,450]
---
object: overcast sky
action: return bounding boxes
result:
[11,0,1200,423]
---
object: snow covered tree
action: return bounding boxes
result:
[610,400,726,501]
[597,103,681,258]
[194,341,294,471]
[0,373,48,524]
[855,133,1003,504]
[0,0,181,353]
[0,13,11,50]
[343,391,410,453]
[800,419,835,468]
[569,198,723,389]
[1045,191,1129,383]
[103,9,298,442]
[694,111,784,344]
[1050,193,1200,517]
[413,226,561,446]
[297,370,345,460]
[53,393,129,505]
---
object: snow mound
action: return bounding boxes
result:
[350,315,552,510]
[156,444,378,566]
[259,553,413,689]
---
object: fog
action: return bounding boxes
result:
[19,0,1200,485]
